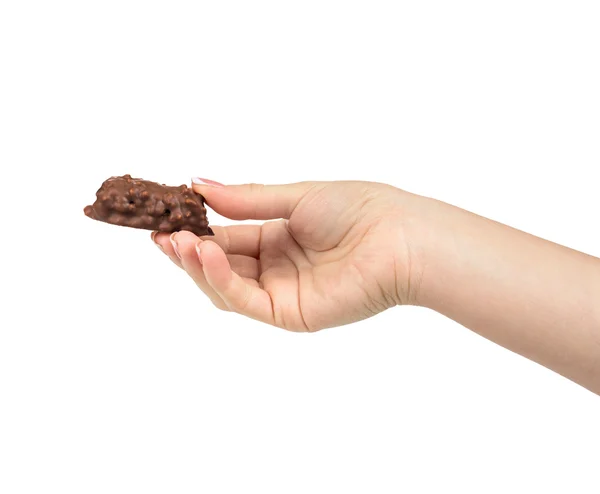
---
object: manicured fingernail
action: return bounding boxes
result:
[195,242,204,265]
[170,232,182,259]
[192,177,224,187]
[152,232,165,252]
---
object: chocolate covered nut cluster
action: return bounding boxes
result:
[84,174,214,236]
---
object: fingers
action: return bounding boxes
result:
[152,231,183,269]
[154,230,260,278]
[169,231,229,310]
[206,224,262,258]
[197,240,276,325]
[191,178,323,220]
[226,254,260,280]
[152,231,262,312]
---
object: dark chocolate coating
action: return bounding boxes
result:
[84,175,214,236]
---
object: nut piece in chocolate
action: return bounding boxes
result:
[84,174,214,236]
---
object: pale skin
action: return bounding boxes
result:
[152,178,600,395]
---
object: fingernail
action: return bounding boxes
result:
[195,242,204,266]
[170,232,182,259]
[152,232,165,252]
[192,177,224,187]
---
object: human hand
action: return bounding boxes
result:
[152,176,600,391]
[152,178,422,331]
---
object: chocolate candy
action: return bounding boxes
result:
[84,174,214,236]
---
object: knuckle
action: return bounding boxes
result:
[246,183,265,217]
[237,285,253,312]
[212,298,230,311]
[221,280,252,313]
[247,182,265,196]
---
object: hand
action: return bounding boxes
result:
[152,179,422,331]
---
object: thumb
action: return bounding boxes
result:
[191,177,322,220]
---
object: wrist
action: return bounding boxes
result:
[390,189,450,309]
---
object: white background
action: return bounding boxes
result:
[1,1,599,492]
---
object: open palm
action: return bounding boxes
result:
[153,181,414,331]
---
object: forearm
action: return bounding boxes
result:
[408,196,600,394]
